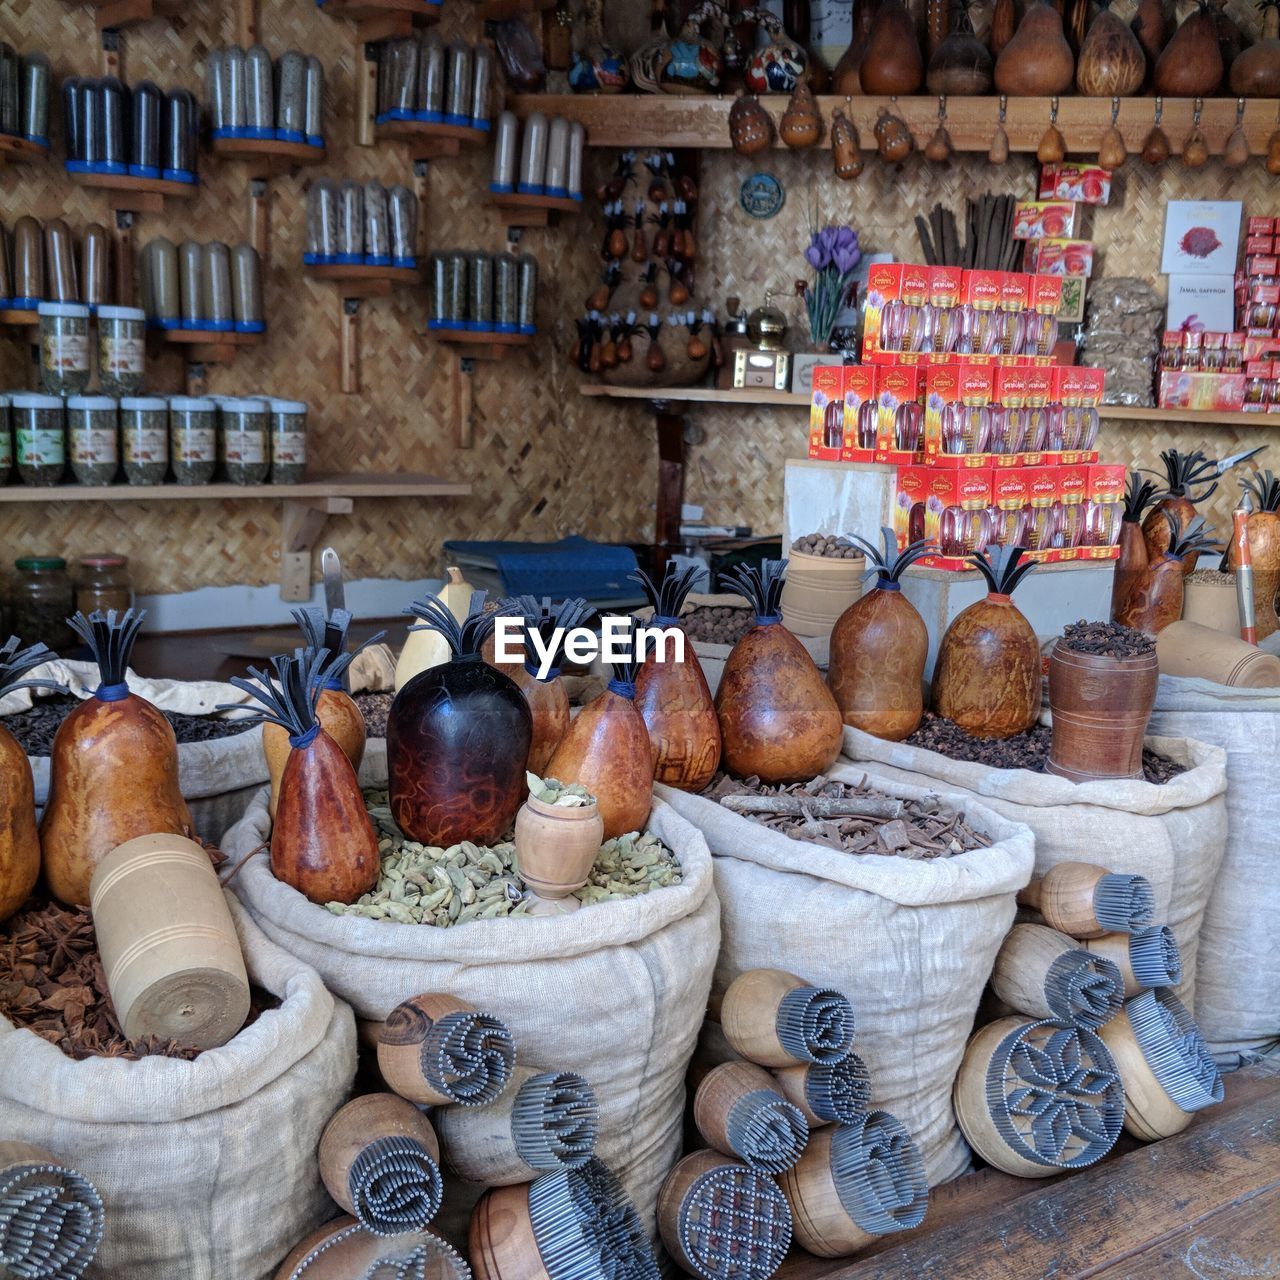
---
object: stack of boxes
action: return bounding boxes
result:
[808,261,1123,570]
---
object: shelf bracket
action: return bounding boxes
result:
[453,355,475,449]
[280,496,354,601]
[185,362,209,397]
[100,28,123,79]
[113,209,136,306]
[340,298,361,394]
[249,179,269,265]
[356,41,378,148]
[413,160,430,259]
[654,407,686,573]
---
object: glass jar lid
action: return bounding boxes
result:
[36,301,91,318]
[221,397,268,411]
[168,395,216,411]
[15,556,67,571]
[10,392,64,408]
[120,396,168,410]
[95,305,147,321]
[267,398,307,413]
[79,553,128,569]
[67,395,118,410]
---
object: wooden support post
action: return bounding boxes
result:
[356,41,378,148]
[453,356,474,449]
[235,0,258,48]
[280,496,354,601]
[248,179,269,264]
[100,28,123,79]
[654,405,686,573]
[185,362,209,397]
[413,160,429,259]
[340,298,360,393]
[113,210,135,306]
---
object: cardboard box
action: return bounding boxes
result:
[1167,273,1237,333]
[1057,276,1088,325]
[1017,465,1061,562]
[841,365,878,463]
[808,365,846,461]
[874,365,922,464]
[1029,239,1095,278]
[1056,461,1089,556]
[925,362,993,467]
[1161,201,1243,276]
[1248,216,1275,236]
[1157,369,1247,412]
[990,468,1031,546]
[862,262,904,361]
[895,465,994,570]
[1038,165,1112,205]
[1012,202,1078,240]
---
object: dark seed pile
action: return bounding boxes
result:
[791,532,863,560]
[681,606,753,646]
[1188,569,1235,586]
[906,712,1184,785]
[703,773,990,859]
[1060,620,1156,658]
[353,691,392,738]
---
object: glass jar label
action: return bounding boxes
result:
[44,331,89,372]
[173,426,216,463]
[123,426,167,464]
[71,428,119,464]
[101,334,145,373]
[0,430,11,468]
[225,429,266,464]
[16,427,65,466]
[272,430,307,464]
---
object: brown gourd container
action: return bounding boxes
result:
[1046,637,1159,781]
[1155,620,1280,687]
[264,686,365,820]
[89,833,250,1050]
[1227,476,1280,640]
[0,638,50,923]
[1017,861,1155,939]
[513,793,604,899]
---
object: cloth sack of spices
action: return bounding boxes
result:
[0,897,356,1280]
[1145,675,1280,1065]
[840,726,1227,1011]
[224,743,720,1239]
[656,768,1035,1185]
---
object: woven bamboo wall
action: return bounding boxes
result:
[1,0,1274,596]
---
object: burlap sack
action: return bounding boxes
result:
[840,727,1228,1010]
[0,897,356,1280]
[224,748,719,1237]
[656,768,1035,1185]
[1148,676,1280,1065]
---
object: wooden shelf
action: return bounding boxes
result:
[487,190,582,227]
[580,384,1280,427]
[155,327,262,364]
[65,0,187,31]
[210,136,326,177]
[67,168,197,213]
[475,0,554,18]
[0,309,40,330]
[306,262,420,298]
[433,328,533,360]
[507,94,1280,157]
[375,119,487,160]
[320,0,440,40]
[0,133,49,166]
[0,472,469,503]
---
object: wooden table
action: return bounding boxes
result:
[778,1066,1280,1280]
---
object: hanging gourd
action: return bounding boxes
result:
[631,564,722,793]
[1142,449,1233,571]
[931,547,1040,739]
[1223,107,1251,166]
[41,610,193,908]
[858,0,925,93]
[830,109,864,178]
[1153,1,1224,96]
[779,80,822,148]
[1098,115,1128,168]
[1131,0,1173,76]
[995,0,1076,95]
[1038,120,1068,163]
[1231,0,1280,95]
[1110,471,1163,625]
[394,566,474,691]
[263,607,372,820]
[503,595,592,776]
[1113,513,1221,635]
[729,94,774,156]
[715,561,842,783]
[0,636,55,922]
[545,617,654,839]
[388,593,532,847]
[1142,108,1172,164]
[828,530,935,742]
[874,107,915,162]
[1076,1,1147,95]
[927,3,994,94]
[227,650,379,905]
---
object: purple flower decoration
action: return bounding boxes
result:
[805,240,829,271]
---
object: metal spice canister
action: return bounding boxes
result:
[220,44,247,133]
[11,215,42,307]
[179,239,203,328]
[81,222,110,310]
[268,398,307,484]
[38,302,90,395]
[275,50,307,141]
[207,47,227,133]
[66,395,119,486]
[201,242,234,330]
[20,51,49,146]
[219,397,269,484]
[232,244,264,333]
[491,111,517,192]
[245,45,274,138]
[164,88,198,181]
[0,44,17,136]
[97,76,128,172]
[130,79,163,176]
[416,30,445,121]
[444,42,471,127]
[516,253,538,335]
[338,180,363,262]
[517,110,547,194]
[148,237,180,328]
[567,121,585,200]
[468,252,494,332]
[363,182,389,264]
[428,253,447,329]
[120,395,169,485]
[97,305,146,395]
[169,395,217,484]
[444,251,467,327]
[494,253,519,333]
[306,179,339,264]
[44,219,78,301]
[470,45,492,127]
[388,186,416,267]
[544,116,570,198]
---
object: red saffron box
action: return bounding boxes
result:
[895,464,994,570]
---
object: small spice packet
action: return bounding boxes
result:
[1038,164,1112,205]
[1012,201,1078,240]
[1028,239,1095,278]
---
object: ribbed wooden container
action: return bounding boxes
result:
[780,550,866,638]
[1155,620,1280,688]
[1180,575,1240,636]
[89,833,250,1050]
[275,1217,470,1279]
[469,1182,554,1280]
[1098,1004,1195,1141]
[513,795,604,899]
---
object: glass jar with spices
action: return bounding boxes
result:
[219,397,269,484]
[11,392,65,486]
[11,557,74,652]
[276,50,307,142]
[38,301,91,395]
[97,305,146,395]
[169,395,217,484]
[120,396,169,485]
[66,395,119,486]
[76,554,133,616]
[231,244,264,334]
[267,398,307,484]
[494,253,519,333]
[0,393,11,487]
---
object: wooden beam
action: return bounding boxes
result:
[355,42,378,148]
[340,298,360,393]
[235,0,258,47]
[280,496,353,602]
[249,180,269,264]
[655,409,686,571]
[453,355,474,449]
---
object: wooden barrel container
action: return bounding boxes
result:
[376,993,516,1107]
[275,1217,471,1279]
[991,923,1124,1030]
[779,550,866,639]
[721,969,856,1068]
[513,795,604,899]
[693,1061,808,1173]
[317,1093,443,1235]
[89,832,250,1050]
[1046,641,1159,782]
[777,1113,927,1259]
[773,1054,872,1128]
[1155,620,1280,688]
[1085,926,1182,997]
[1017,862,1155,939]
[0,1142,104,1280]
[436,1065,599,1187]
[1180,573,1240,635]
[1098,990,1224,1141]
[657,1149,793,1280]
[953,1017,1125,1177]
[469,1183,552,1280]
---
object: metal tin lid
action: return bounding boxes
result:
[36,301,91,318]
[66,395,118,410]
[10,392,64,408]
[79,554,127,569]
[220,397,268,412]
[120,396,167,410]
[95,305,146,321]
[15,556,67,571]
[168,396,216,411]
[267,398,307,413]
